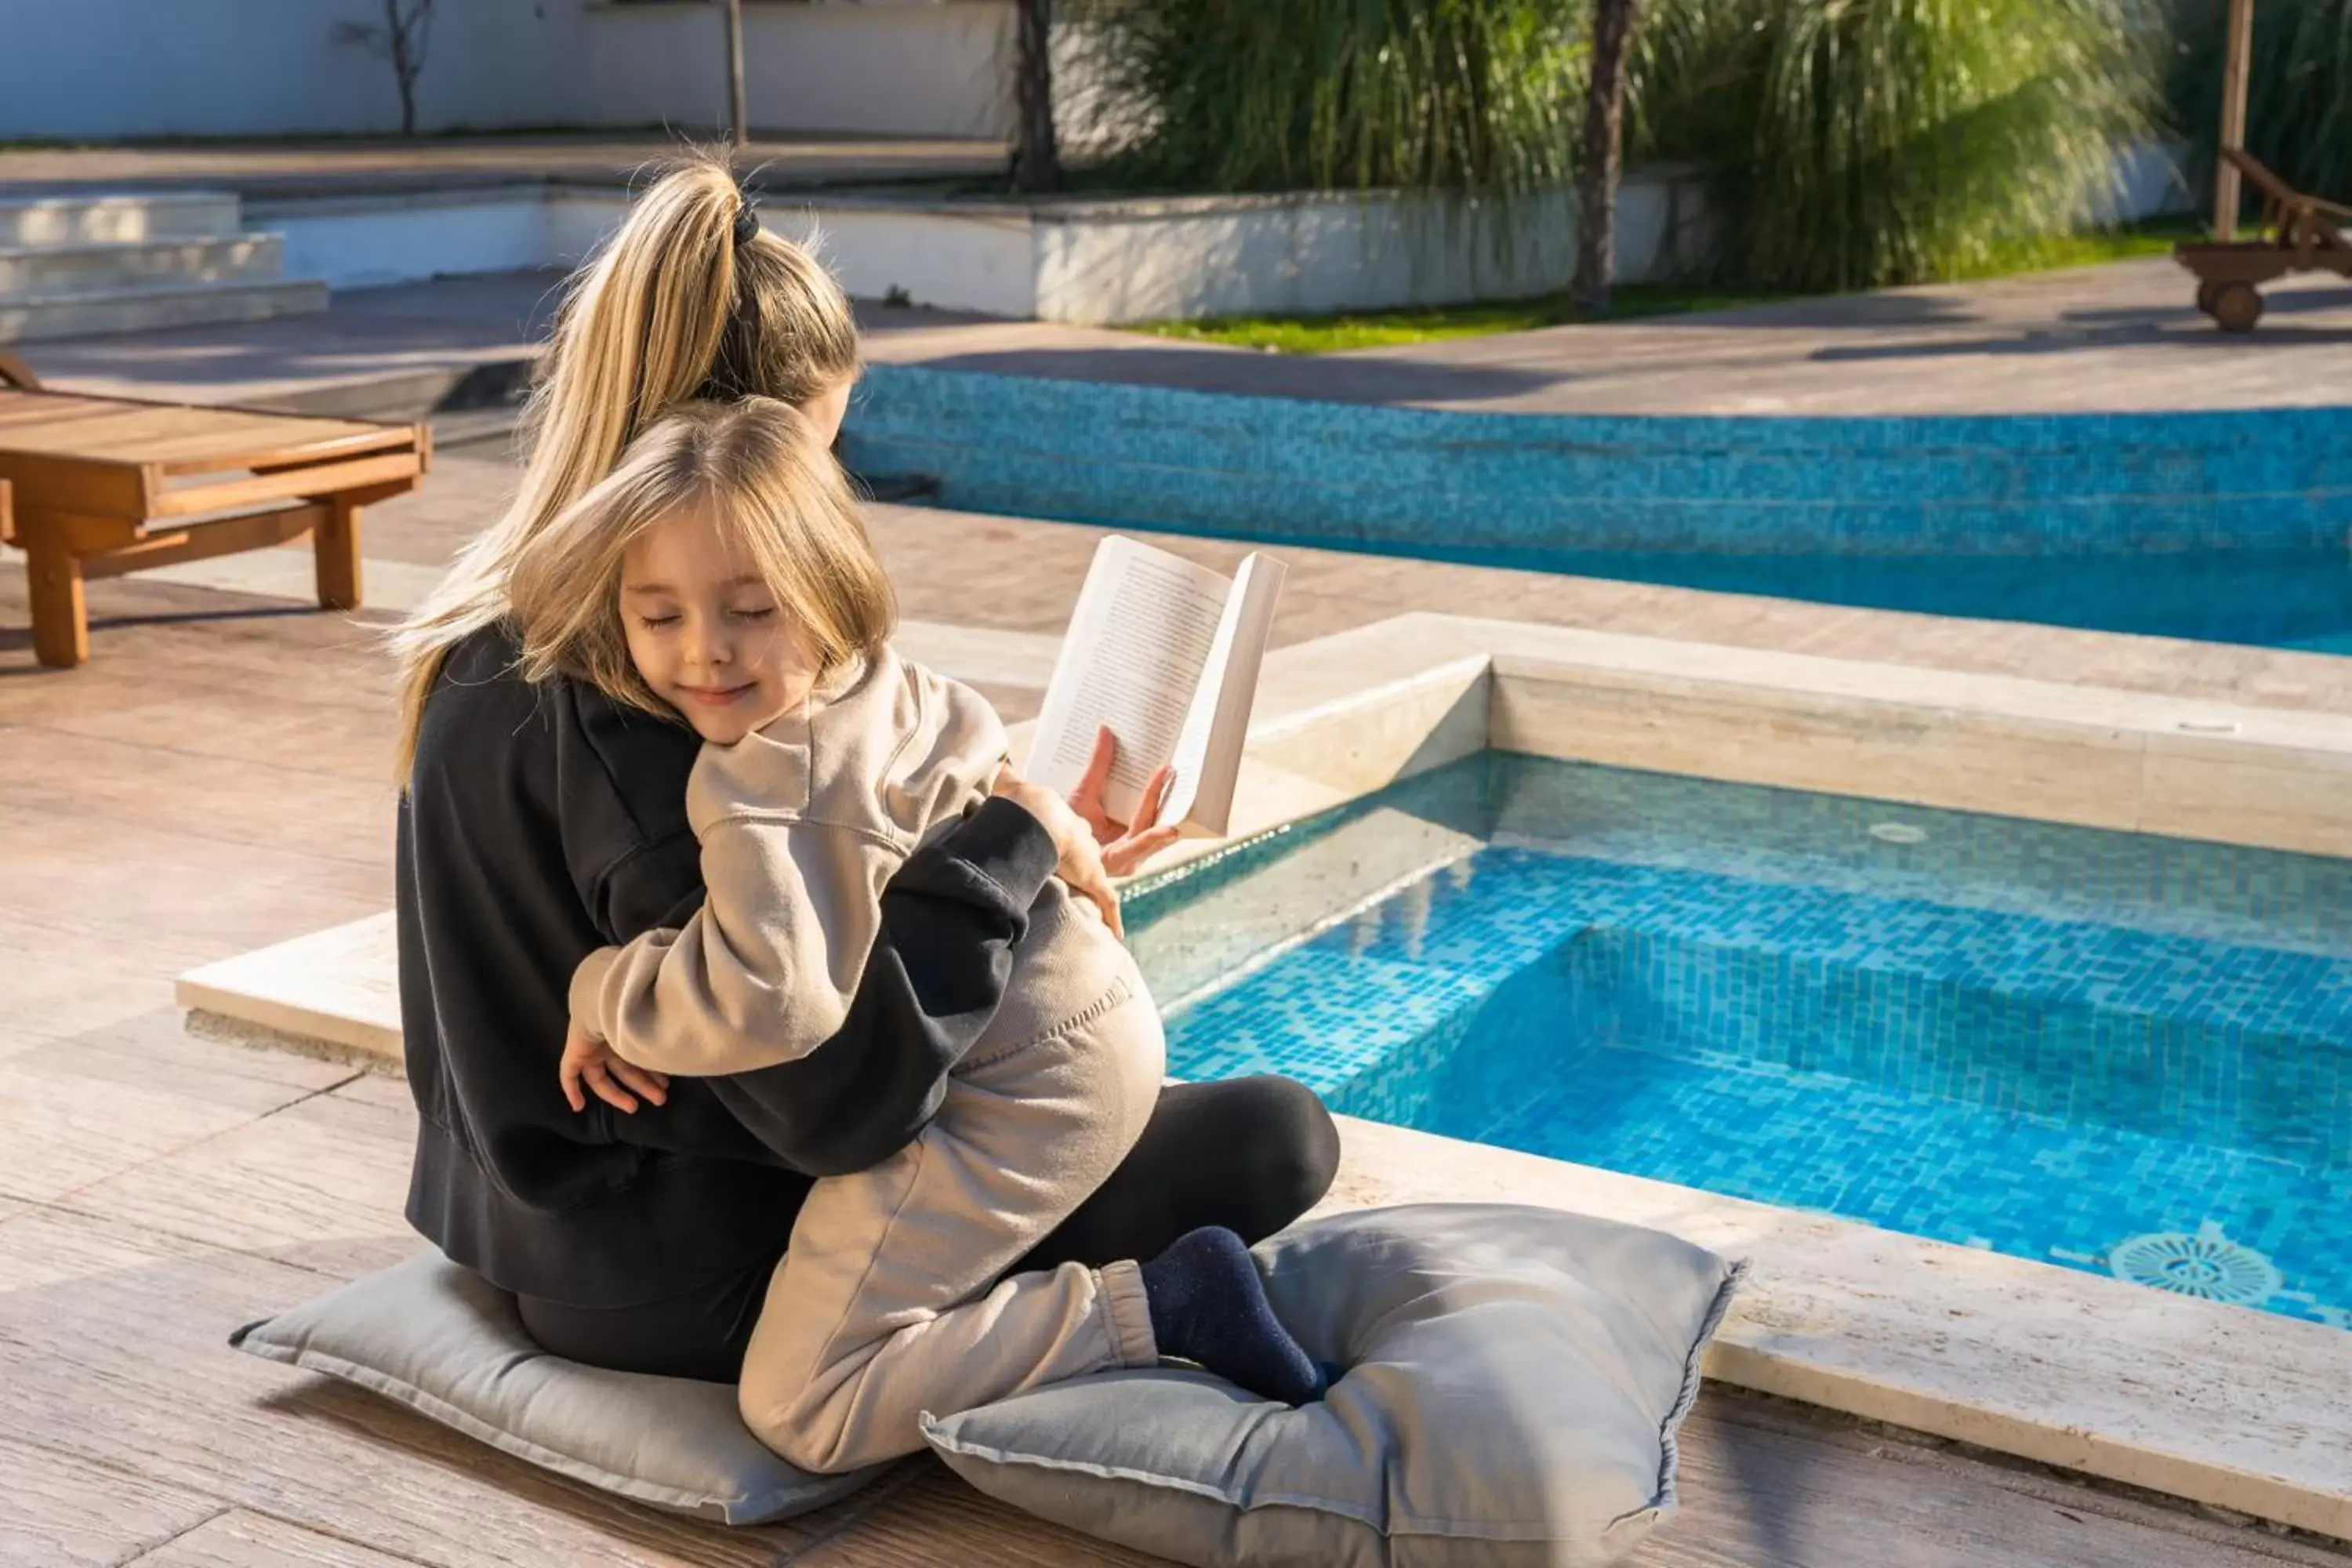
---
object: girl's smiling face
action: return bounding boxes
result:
[619,499,822,745]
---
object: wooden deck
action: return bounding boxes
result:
[5,458,2350,1566]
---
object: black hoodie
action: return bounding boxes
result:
[397,624,1056,1308]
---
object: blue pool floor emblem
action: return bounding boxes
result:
[2107,1224,2283,1306]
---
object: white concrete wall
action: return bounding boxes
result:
[583,2,1017,139]
[255,187,635,289]
[1033,177,1713,325]
[774,204,1040,315]
[0,0,587,139]
[2111,140,2198,221]
[0,0,1015,141]
[246,174,1715,319]
[262,192,568,291]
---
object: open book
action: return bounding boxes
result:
[1025,535,1287,838]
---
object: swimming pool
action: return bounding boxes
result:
[1265,540,2352,652]
[845,365,2352,652]
[1126,754,2352,1328]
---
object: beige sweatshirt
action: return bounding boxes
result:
[567,647,1011,1075]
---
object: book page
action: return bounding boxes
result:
[1163,552,1286,836]
[1027,536,1233,822]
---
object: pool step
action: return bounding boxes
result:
[0,232,289,296]
[0,188,328,343]
[0,275,330,344]
[0,190,245,248]
[1483,924,2339,1166]
[1127,806,1484,1011]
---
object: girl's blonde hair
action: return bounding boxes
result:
[507,398,893,715]
[391,152,861,775]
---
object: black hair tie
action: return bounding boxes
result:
[731,194,761,248]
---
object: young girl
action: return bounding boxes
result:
[510,397,1323,1475]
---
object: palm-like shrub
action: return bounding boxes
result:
[1063,0,1585,197]
[2170,0,2352,205]
[1637,0,2163,292]
[1064,0,2159,295]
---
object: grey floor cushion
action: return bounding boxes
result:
[229,1247,884,1525]
[923,1203,1745,1568]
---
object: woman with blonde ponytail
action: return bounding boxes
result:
[393,155,858,778]
[393,156,1338,1401]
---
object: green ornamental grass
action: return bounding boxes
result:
[1637,0,2164,292]
[1065,0,1586,196]
[2170,0,2352,205]
[1074,0,2172,296]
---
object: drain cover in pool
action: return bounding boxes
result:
[2108,1228,2283,1305]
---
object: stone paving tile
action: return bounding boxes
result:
[25,254,2352,419]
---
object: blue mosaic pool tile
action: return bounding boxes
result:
[1474,1041,2349,1330]
[1138,753,2352,1331]
[1166,942,1504,1099]
[1479,756,2352,956]
[844,365,2352,561]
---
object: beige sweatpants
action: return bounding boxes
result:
[735,888,1167,1475]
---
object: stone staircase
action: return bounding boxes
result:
[0,190,327,344]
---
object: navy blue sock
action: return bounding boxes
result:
[1138,1227,1324,1406]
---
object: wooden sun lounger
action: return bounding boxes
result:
[0,350,430,667]
[2173,148,2352,332]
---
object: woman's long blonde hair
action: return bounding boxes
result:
[391,153,860,775]
[507,398,894,714]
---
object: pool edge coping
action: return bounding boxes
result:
[1320,1112,2352,1543]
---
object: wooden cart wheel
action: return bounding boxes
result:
[2195,280,2225,316]
[2211,282,2264,332]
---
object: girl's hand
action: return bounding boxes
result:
[1069,728,1183,877]
[990,767,1125,939]
[560,1022,670,1115]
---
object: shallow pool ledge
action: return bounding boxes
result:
[1321,1112,2352,1543]
[1170,610,2352,858]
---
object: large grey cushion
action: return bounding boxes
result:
[922,1203,1744,1568]
[230,1248,884,1525]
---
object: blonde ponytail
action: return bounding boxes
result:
[391,151,860,779]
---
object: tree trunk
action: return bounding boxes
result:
[724,0,748,151]
[2213,0,2254,238]
[1572,0,1639,315]
[1011,0,1061,194]
[387,0,418,137]
[389,0,431,138]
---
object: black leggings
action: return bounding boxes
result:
[514,1074,1341,1384]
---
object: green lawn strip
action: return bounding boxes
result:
[1138,285,1796,353]
[1139,218,2209,354]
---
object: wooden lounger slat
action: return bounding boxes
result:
[0,408,285,455]
[5,412,393,464]
[151,451,424,518]
[0,386,427,666]
[0,452,153,514]
[151,428,418,476]
[0,398,151,431]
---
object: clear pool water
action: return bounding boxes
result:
[1127,755,2352,1327]
[848,365,2352,655]
[1363,542,2352,655]
[1075,518,2352,652]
